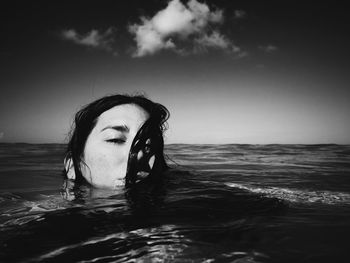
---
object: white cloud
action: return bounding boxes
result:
[259,44,278,53]
[129,18,176,57]
[61,28,116,54]
[235,50,249,59]
[233,10,246,19]
[59,1,248,58]
[194,31,230,50]
[151,0,194,37]
[194,31,248,58]
[129,0,232,57]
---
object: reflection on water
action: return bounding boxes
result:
[0,143,349,262]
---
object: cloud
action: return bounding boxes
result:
[61,28,116,54]
[128,18,176,57]
[259,44,278,53]
[58,1,247,58]
[193,31,248,58]
[195,31,230,49]
[233,10,246,19]
[0,132,4,139]
[129,0,242,57]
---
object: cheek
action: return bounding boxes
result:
[83,143,131,185]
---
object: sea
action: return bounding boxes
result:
[0,143,349,262]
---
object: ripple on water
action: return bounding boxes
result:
[225,182,350,205]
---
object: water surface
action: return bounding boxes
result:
[0,143,349,262]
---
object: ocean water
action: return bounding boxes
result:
[0,143,349,262]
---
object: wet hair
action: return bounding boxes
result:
[63,94,170,185]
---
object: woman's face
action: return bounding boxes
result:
[81,104,149,189]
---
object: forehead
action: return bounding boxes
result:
[96,104,149,129]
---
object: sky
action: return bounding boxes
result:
[0,0,349,144]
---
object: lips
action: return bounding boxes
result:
[114,179,125,187]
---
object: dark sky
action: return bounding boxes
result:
[1,0,349,144]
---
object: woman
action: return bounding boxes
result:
[63,94,170,189]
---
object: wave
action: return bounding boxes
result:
[225,183,350,205]
[32,224,191,262]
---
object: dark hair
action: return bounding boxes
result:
[64,94,170,184]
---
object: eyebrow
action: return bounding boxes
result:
[101,124,130,133]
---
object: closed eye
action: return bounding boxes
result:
[106,138,126,144]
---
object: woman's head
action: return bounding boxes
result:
[64,94,169,189]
